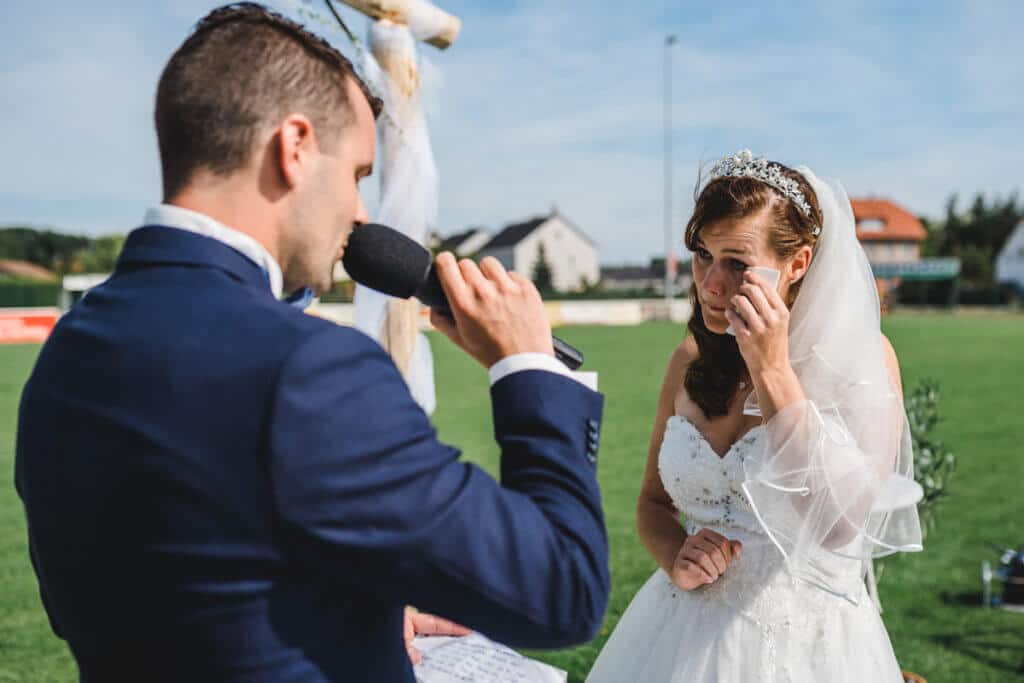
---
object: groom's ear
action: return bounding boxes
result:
[788,245,813,284]
[275,114,317,190]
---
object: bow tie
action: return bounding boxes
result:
[284,286,315,310]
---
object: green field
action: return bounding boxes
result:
[1,314,1022,682]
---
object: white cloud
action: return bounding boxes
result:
[421,0,1022,261]
[0,0,1019,263]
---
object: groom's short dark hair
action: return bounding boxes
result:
[155,2,382,198]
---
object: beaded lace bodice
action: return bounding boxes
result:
[655,415,863,620]
[658,415,765,537]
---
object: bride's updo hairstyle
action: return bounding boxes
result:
[683,160,823,418]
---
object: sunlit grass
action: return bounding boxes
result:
[1,313,1021,681]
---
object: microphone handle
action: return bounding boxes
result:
[417,270,583,370]
[553,336,584,370]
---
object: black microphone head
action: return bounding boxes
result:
[342,223,432,299]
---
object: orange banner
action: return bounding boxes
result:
[0,309,59,344]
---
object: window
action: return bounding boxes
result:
[858,218,885,233]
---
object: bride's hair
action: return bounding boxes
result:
[682,162,823,418]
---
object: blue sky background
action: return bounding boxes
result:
[0,0,1019,263]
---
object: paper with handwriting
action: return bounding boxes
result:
[413,632,567,683]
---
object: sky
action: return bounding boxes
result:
[0,0,1019,264]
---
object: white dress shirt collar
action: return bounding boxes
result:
[142,204,283,299]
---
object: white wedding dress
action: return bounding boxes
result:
[586,415,905,682]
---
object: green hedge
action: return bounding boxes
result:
[318,281,355,303]
[0,281,59,308]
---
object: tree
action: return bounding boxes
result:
[0,226,91,274]
[73,235,126,273]
[925,193,1023,288]
[0,227,129,275]
[531,242,554,293]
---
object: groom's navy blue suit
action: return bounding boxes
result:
[16,225,609,682]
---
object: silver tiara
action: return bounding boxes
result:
[709,149,820,235]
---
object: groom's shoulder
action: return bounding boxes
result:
[274,313,394,376]
[205,299,391,384]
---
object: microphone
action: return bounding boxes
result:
[342,223,584,370]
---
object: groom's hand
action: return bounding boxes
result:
[430,252,555,368]
[404,606,471,665]
[670,528,743,591]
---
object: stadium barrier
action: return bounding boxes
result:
[308,299,693,330]
[0,308,60,344]
[0,299,693,345]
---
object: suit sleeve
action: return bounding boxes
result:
[267,327,609,648]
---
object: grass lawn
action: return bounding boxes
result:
[1,313,1021,681]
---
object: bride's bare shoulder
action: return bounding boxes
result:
[661,336,697,402]
[880,332,903,397]
[669,335,698,371]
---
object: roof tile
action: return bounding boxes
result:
[851,198,927,242]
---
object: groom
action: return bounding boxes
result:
[14,4,608,682]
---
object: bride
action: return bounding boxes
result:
[587,150,923,682]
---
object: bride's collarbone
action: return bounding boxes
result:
[673,392,762,455]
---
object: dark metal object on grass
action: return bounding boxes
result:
[981,545,1024,611]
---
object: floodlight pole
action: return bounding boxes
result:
[663,34,677,307]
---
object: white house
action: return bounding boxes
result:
[477,211,599,292]
[996,219,1024,296]
[435,227,492,257]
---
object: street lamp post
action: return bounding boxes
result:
[663,34,677,307]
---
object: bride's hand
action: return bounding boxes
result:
[725,270,790,375]
[670,528,742,591]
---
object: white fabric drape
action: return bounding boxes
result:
[352,20,438,414]
[740,168,923,602]
[269,2,440,414]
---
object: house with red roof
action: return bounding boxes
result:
[850,198,928,264]
[849,198,960,307]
